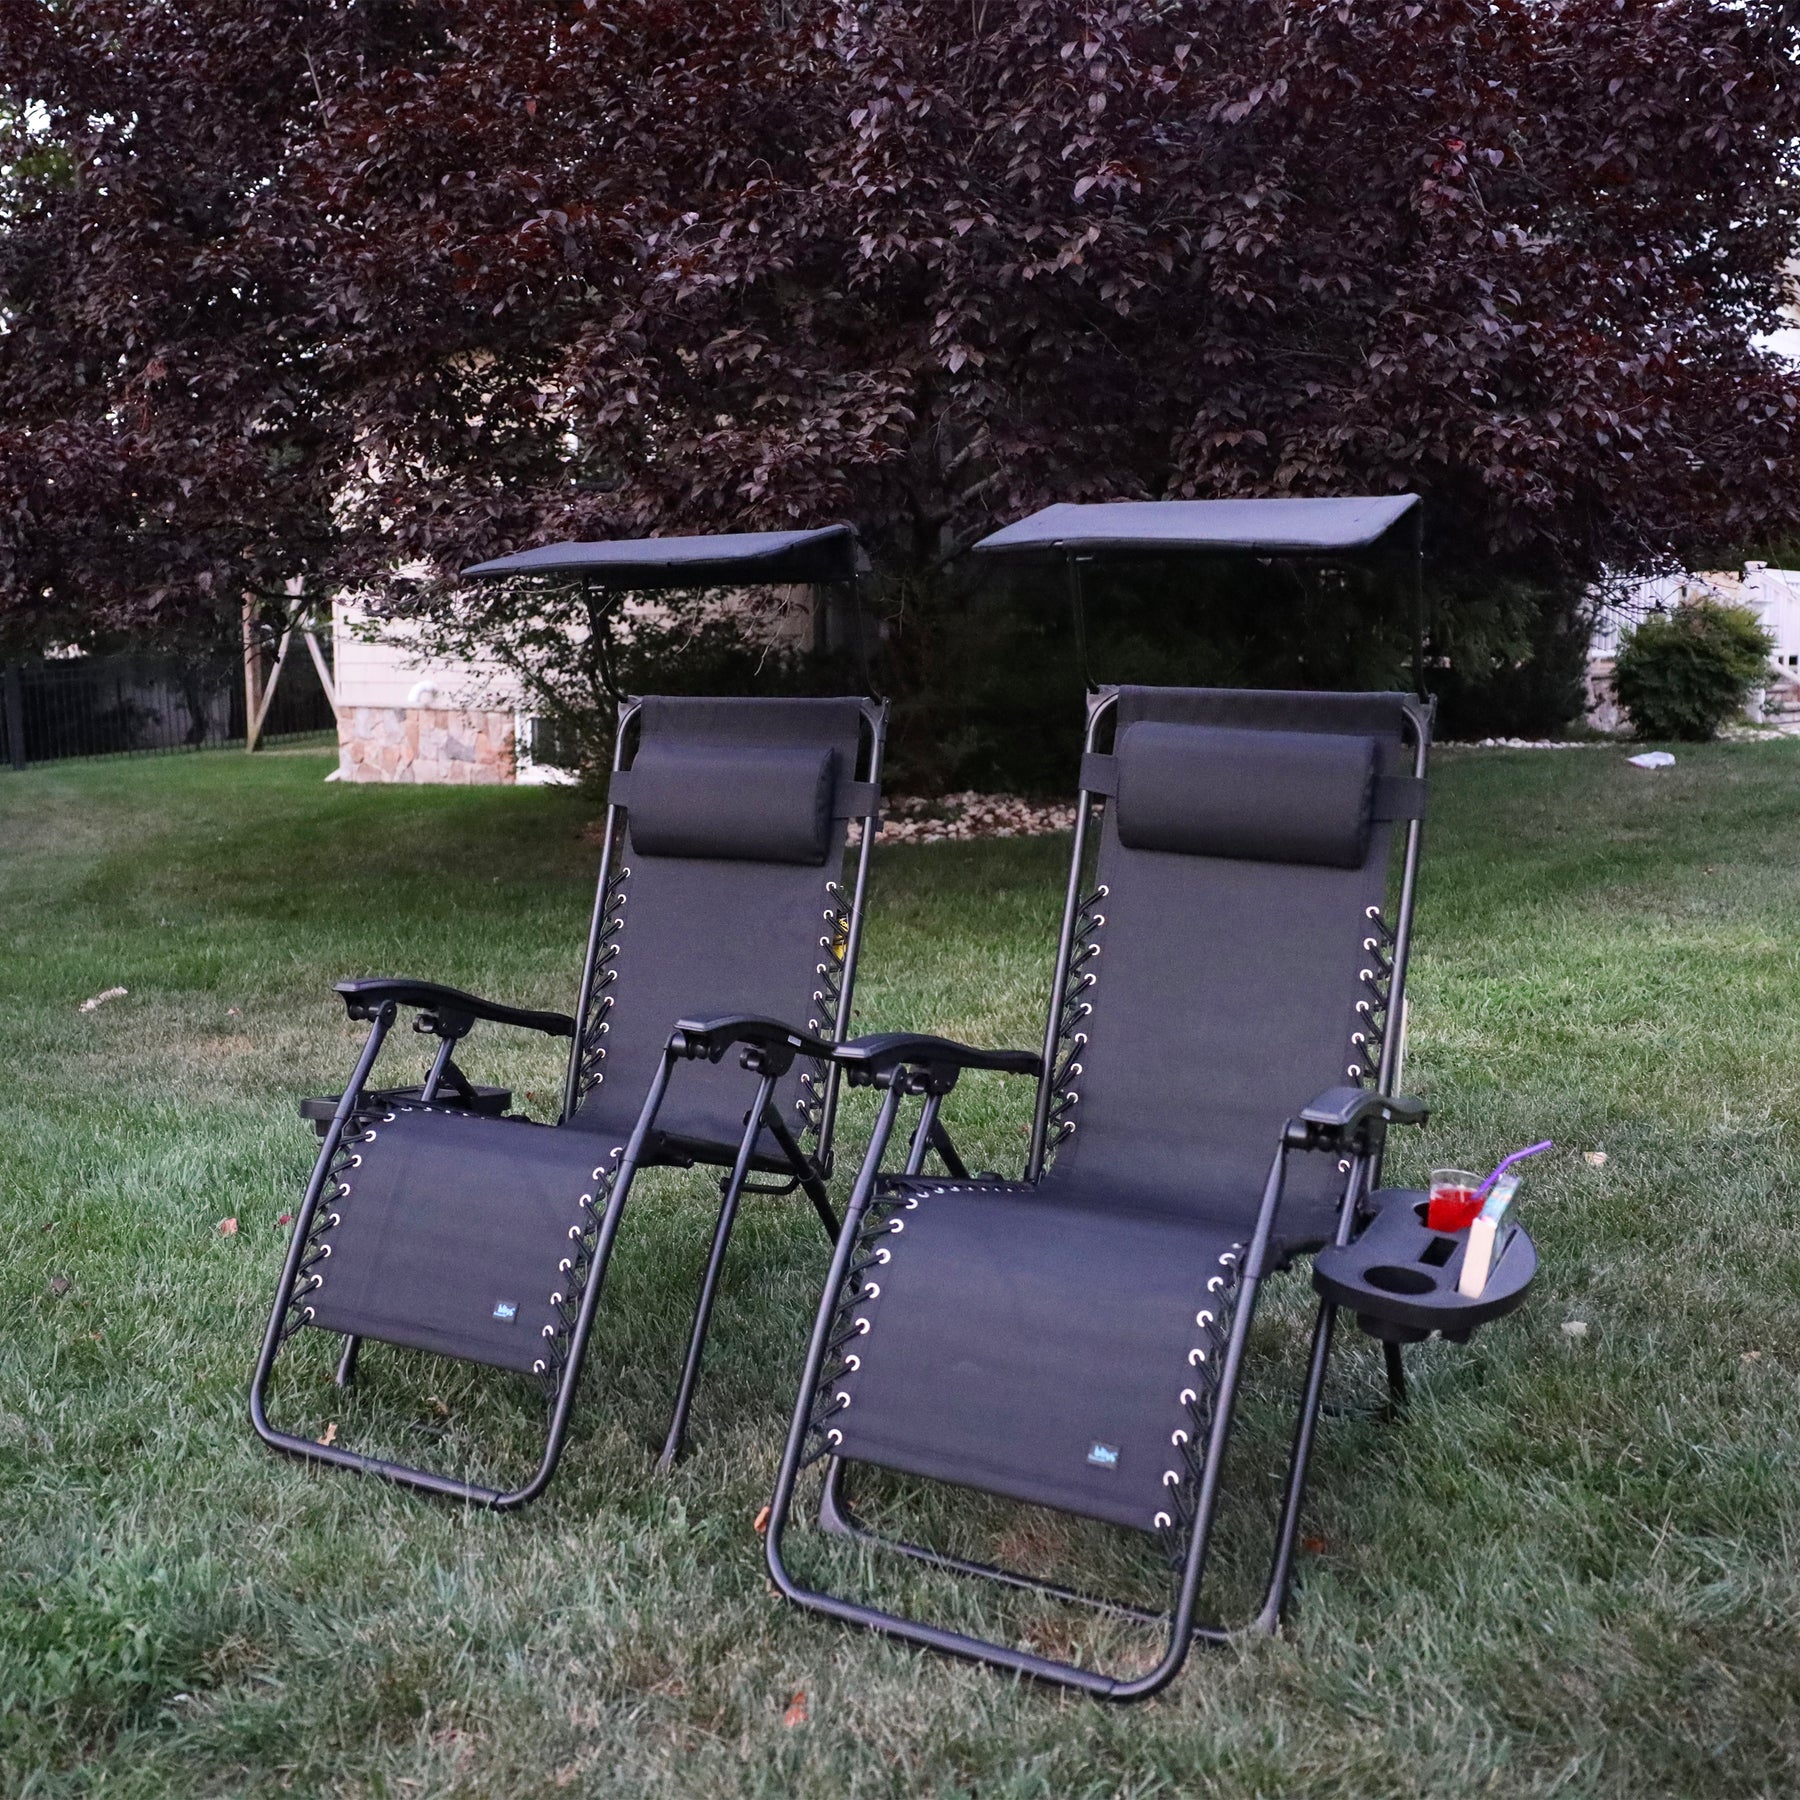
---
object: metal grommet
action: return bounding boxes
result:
[1188,1346,1207,1366]
[302,1306,315,1321]
[1351,1031,1367,1047]
[1338,1159,1351,1174]
[1360,968,1376,983]
[550,1292,565,1307]
[1180,1388,1197,1406]
[853,1317,871,1335]
[1096,885,1109,898]
[533,1359,547,1375]
[542,1325,557,1339]
[1163,1469,1182,1487]
[579,1193,593,1207]
[338,1183,351,1198]
[888,1219,904,1234]
[568,1226,583,1241]
[1366,905,1380,919]
[834,1391,852,1409]
[1172,1428,1189,1447]
[904,1196,919,1210]
[1207,1275,1226,1293]
[382,1113,396,1123]
[326,1212,341,1228]
[827,1427,843,1446]
[1195,1310,1213,1328]
[1347,1065,1361,1079]
[348,1154,362,1168]
[861,1282,880,1299]
[1067,1063,1082,1078]
[874,1247,891,1264]
[559,1258,573,1274]
[1154,1510,1173,1530]
[843,1354,860,1371]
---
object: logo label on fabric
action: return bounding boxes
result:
[492,1302,518,1322]
[1086,1443,1120,1470]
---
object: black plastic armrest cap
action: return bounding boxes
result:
[669,1014,838,1063]
[832,1032,1043,1078]
[1298,1085,1429,1134]
[335,977,576,1038]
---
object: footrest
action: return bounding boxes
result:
[299,1083,513,1138]
[1312,1187,1536,1344]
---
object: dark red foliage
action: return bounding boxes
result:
[3,0,1797,646]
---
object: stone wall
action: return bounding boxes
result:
[337,706,516,783]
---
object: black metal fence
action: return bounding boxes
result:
[1,645,336,770]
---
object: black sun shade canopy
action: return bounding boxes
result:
[971,496,1420,562]
[462,524,865,591]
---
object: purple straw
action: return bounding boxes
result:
[1476,1140,1553,1200]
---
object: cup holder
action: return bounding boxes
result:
[1364,1264,1436,1296]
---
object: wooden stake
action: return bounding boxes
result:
[242,597,266,752]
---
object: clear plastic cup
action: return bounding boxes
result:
[1426,1168,1483,1232]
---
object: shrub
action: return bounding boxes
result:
[1612,602,1775,741]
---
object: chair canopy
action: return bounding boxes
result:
[972,497,1419,562]
[463,525,864,591]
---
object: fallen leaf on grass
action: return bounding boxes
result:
[48,1276,71,1297]
[275,1212,293,1229]
[1583,1151,1607,1167]
[227,1006,242,1017]
[753,1505,771,1536]
[782,1690,809,1728]
[317,1422,338,1447]
[40,1220,54,1233]
[425,1395,450,1419]
[217,1217,239,1236]
[1741,1349,1763,1365]
[1561,1321,1589,1339]
[1301,1534,1329,1554]
[78,986,128,1013]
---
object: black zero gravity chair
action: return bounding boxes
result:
[760,685,1535,1699]
[250,539,887,1506]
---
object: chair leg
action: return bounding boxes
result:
[1255,1297,1339,1633]
[334,1335,361,1389]
[758,1104,839,1240]
[657,1076,779,1471]
[1383,1340,1408,1414]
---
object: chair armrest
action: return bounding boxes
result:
[668,1015,839,1065]
[1283,1084,1428,1151]
[832,1032,1043,1080]
[335,978,576,1039]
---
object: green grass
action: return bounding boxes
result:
[2,742,1798,1798]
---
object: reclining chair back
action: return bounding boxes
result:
[1032,686,1429,1249]
[567,695,881,1169]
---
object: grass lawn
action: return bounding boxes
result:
[2,740,1798,1798]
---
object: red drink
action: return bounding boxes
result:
[1426,1169,1483,1232]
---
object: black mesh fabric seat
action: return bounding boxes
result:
[828,1178,1245,1529]
[762,684,1468,1700]
[252,692,886,1506]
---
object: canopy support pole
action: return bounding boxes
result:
[1067,555,1095,692]
[1410,507,1427,698]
